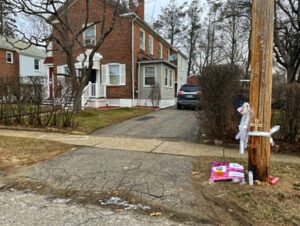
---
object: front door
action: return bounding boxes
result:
[90,69,97,83]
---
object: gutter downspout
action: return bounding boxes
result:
[131,15,138,107]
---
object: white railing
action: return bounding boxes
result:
[81,82,91,108]
[90,83,96,98]
[81,82,106,108]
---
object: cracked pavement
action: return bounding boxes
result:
[0,190,184,226]
[1,147,220,225]
[16,148,200,217]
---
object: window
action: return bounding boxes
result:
[34,59,40,70]
[148,35,153,55]
[169,69,173,87]
[6,52,13,63]
[144,67,155,86]
[101,64,126,86]
[83,25,96,46]
[164,68,168,87]
[139,29,145,50]
[109,64,120,85]
[64,66,70,76]
[158,43,163,59]
[167,49,171,61]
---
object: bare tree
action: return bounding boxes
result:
[184,0,202,76]
[274,0,300,83]
[0,0,17,37]
[152,0,186,47]
[7,0,128,113]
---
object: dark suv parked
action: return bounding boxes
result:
[177,85,201,110]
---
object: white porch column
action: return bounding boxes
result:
[96,69,101,97]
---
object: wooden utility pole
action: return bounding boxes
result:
[248,0,274,181]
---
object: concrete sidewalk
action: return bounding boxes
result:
[0,129,299,164]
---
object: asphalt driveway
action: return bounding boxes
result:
[93,108,200,142]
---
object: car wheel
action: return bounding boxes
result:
[177,104,182,109]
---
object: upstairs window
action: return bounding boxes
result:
[83,25,96,46]
[148,35,154,55]
[158,43,163,59]
[34,59,40,70]
[167,49,171,61]
[144,66,155,87]
[6,52,13,63]
[139,29,145,50]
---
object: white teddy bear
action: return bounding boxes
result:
[235,102,251,154]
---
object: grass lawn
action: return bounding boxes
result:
[192,156,300,225]
[72,107,154,134]
[0,136,74,171]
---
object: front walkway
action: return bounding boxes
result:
[0,129,299,164]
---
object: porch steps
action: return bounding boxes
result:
[85,98,108,108]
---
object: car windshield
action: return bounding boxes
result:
[180,85,199,92]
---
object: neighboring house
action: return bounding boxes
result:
[52,0,188,108]
[187,74,199,85]
[0,36,48,95]
[172,50,188,96]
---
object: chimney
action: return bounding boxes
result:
[129,0,144,20]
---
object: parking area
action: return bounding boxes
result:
[93,107,200,143]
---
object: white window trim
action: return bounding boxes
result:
[34,59,40,71]
[6,51,13,64]
[143,66,156,87]
[148,35,154,55]
[158,43,163,59]
[139,28,145,50]
[83,24,96,46]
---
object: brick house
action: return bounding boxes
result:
[52,0,188,108]
[0,36,47,90]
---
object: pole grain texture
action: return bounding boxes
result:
[248,0,274,181]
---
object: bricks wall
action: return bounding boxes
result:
[52,0,133,99]
[52,0,175,99]
[0,49,19,78]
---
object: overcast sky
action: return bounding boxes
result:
[144,0,193,23]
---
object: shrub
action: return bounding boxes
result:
[272,84,300,143]
[200,65,241,141]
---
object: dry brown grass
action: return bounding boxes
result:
[192,156,300,225]
[0,136,74,171]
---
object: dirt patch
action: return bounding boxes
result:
[192,156,300,226]
[0,136,74,171]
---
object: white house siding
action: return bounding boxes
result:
[138,64,161,99]
[160,64,175,99]
[138,62,176,108]
[19,54,47,79]
[177,53,188,93]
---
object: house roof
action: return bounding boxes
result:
[44,56,53,64]
[0,36,45,58]
[138,59,177,69]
